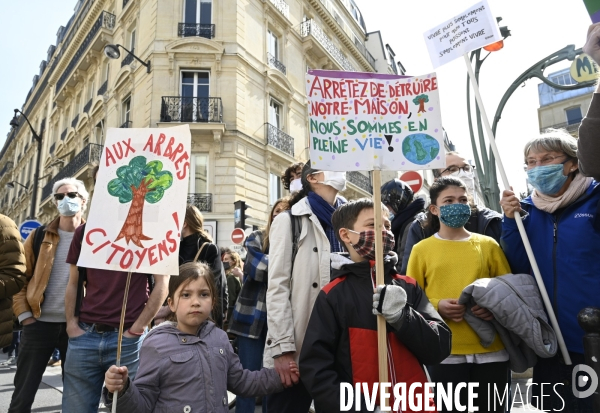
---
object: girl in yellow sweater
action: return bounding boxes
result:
[407,176,511,413]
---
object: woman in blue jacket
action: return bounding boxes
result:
[501,129,600,413]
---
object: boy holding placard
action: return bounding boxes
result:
[299,198,451,412]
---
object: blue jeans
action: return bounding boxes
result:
[236,328,267,413]
[61,322,146,413]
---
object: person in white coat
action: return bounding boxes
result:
[265,161,346,413]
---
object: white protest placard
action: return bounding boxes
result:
[306,70,444,172]
[78,125,191,274]
[423,0,502,68]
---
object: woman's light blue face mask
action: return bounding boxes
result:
[526,163,569,195]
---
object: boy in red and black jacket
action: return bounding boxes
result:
[299,198,451,413]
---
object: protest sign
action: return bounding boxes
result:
[583,0,600,23]
[78,125,191,275]
[306,70,444,172]
[423,0,502,68]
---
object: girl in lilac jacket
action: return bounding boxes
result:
[105,262,297,413]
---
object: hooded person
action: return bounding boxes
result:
[380,178,425,270]
[265,160,347,413]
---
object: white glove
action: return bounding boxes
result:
[373,284,407,324]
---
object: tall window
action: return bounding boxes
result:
[129,29,136,53]
[269,173,283,205]
[181,71,210,121]
[566,107,583,125]
[189,154,209,193]
[88,79,95,101]
[122,97,131,126]
[268,30,279,60]
[269,98,282,130]
[94,121,104,144]
[185,0,212,25]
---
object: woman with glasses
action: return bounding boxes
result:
[500,129,600,412]
[400,151,503,274]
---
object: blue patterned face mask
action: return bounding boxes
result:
[438,203,471,228]
[527,164,568,195]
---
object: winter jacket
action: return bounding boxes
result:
[578,93,600,181]
[501,181,600,354]
[400,207,502,274]
[265,197,337,368]
[113,321,283,413]
[390,197,426,270]
[229,230,268,339]
[0,215,26,348]
[300,253,451,413]
[458,273,558,373]
[13,217,83,323]
[179,233,228,328]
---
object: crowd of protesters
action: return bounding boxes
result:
[1,22,600,413]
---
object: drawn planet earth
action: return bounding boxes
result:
[402,133,440,165]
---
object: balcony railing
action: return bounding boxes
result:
[61,129,67,141]
[83,98,92,113]
[178,23,215,39]
[42,143,103,201]
[187,193,212,212]
[299,20,356,72]
[121,52,135,67]
[354,38,376,69]
[120,120,132,128]
[71,114,79,128]
[267,53,287,75]
[540,121,582,133]
[98,80,107,95]
[160,97,223,123]
[56,11,116,92]
[269,0,289,18]
[348,171,372,193]
[266,123,294,156]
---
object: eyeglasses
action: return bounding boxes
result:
[525,155,567,169]
[440,164,474,176]
[54,192,82,201]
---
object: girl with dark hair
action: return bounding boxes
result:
[104,262,297,412]
[179,205,228,328]
[407,177,512,413]
[228,197,290,413]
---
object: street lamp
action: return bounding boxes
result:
[6,181,28,190]
[9,109,42,219]
[104,44,151,73]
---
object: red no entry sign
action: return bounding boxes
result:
[231,228,246,245]
[400,171,423,193]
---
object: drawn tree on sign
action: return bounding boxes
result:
[108,156,173,248]
[413,94,429,113]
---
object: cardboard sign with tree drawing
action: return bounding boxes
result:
[77,125,191,274]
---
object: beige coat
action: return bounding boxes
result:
[264,197,333,368]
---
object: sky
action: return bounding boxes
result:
[0,0,592,196]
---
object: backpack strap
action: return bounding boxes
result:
[31,225,47,272]
[75,223,87,317]
[288,211,302,274]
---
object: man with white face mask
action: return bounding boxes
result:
[399,152,503,274]
[10,178,88,413]
[266,161,346,413]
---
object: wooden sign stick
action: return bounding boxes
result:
[112,271,133,413]
[372,170,389,407]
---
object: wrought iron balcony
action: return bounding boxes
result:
[348,171,372,193]
[49,143,56,154]
[160,97,223,123]
[269,0,289,18]
[42,143,103,201]
[98,80,107,96]
[120,120,132,128]
[266,123,294,156]
[178,23,215,39]
[56,11,116,92]
[540,120,581,133]
[267,53,286,75]
[187,193,212,212]
[71,115,79,128]
[83,98,92,113]
[121,52,135,67]
[299,20,356,72]
[61,129,67,141]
